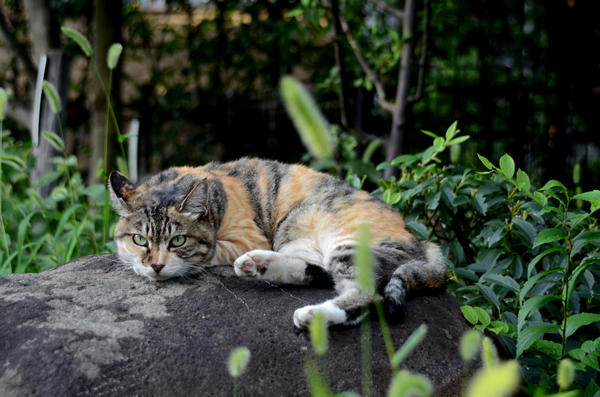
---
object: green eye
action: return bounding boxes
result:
[170,235,186,247]
[132,234,148,246]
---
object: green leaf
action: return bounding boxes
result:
[527,246,567,278]
[572,190,600,203]
[42,131,65,152]
[499,154,515,179]
[557,359,576,390]
[533,339,562,360]
[375,161,394,171]
[477,154,494,170]
[473,307,491,326]
[581,354,600,372]
[477,283,500,309]
[388,370,433,397]
[280,76,333,160]
[533,191,548,207]
[520,268,563,302]
[565,313,600,339]
[50,204,82,253]
[228,347,251,378]
[16,211,38,271]
[391,154,419,166]
[533,228,568,248]
[512,218,536,248]
[433,137,445,151]
[460,329,483,363]
[0,154,27,171]
[42,81,62,114]
[540,180,567,192]
[107,43,123,69]
[467,360,520,397]
[444,121,459,141]
[421,130,439,139]
[516,169,531,192]
[61,27,93,56]
[0,87,7,121]
[383,190,401,205]
[572,231,600,257]
[406,221,428,240]
[461,306,479,325]
[482,273,520,293]
[516,324,559,357]
[391,324,428,367]
[518,296,559,333]
[447,135,470,146]
[567,258,600,307]
[118,132,138,143]
[488,321,509,335]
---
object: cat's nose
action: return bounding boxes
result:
[151,264,165,274]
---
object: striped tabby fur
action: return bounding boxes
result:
[108,157,446,328]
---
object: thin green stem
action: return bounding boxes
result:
[560,203,573,358]
[92,60,127,171]
[361,306,372,397]
[56,120,82,261]
[374,299,396,375]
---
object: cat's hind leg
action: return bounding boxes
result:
[293,245,373,329]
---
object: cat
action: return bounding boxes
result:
[108,157,447,329]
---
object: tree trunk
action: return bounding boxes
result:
[88,0,122,185]
[384,0,417,179]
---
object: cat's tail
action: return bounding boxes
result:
[382,240,447,317]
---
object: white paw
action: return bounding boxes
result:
[233,250,275,279]
[293,302,347,329]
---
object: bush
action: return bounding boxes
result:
[352,123,600,396]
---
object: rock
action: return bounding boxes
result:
[0,254,480,396]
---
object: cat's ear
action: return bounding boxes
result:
[108,171,136,216]
[178,178,209,219]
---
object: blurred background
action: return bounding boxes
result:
[1,0,599,188]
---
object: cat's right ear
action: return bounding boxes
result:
[178,178,209,219]
[108,171,136,216]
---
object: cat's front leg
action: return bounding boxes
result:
[233,250,309,284]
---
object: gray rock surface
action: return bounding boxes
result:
[1,254,479,396]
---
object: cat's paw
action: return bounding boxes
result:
[233,250,273,279]
[293,302,347,329]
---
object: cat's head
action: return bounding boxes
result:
[108,170,216,281]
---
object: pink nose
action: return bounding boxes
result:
[151,264,165,274]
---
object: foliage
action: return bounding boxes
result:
[0,28,126,275]
[360,123,600,396]
[0,127,116,274]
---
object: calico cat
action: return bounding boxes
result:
[108,157,446,328]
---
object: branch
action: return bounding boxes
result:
[0,6,38,87]
[367,0,404,19]
[337,12,394,113]
[408,0,429,104]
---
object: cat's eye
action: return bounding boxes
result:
[170,235,186,247]
[132,234,148,246]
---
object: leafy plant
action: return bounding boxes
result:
[370,125,600,396]
[0,28,128,274]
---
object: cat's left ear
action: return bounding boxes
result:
[178,178,209,219]
[108,171,136,216]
